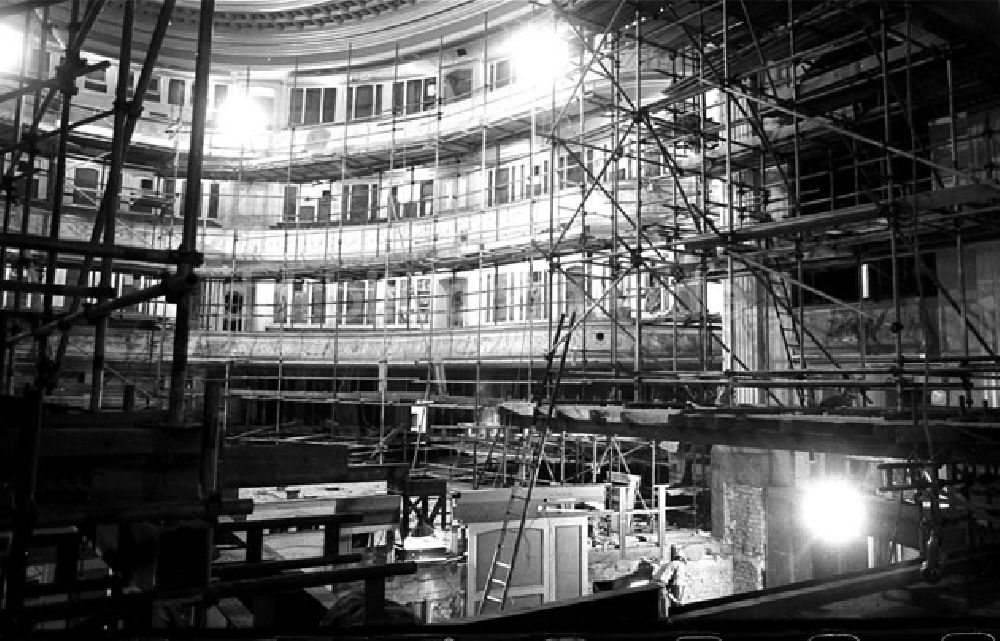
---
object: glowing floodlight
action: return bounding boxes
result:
[802,480,865,544]
[510,24,570,86]
[0,22,24,73]
[215,93,268,144]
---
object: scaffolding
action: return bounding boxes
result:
[4,0,1000,630]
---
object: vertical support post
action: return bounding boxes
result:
[0,312,6,393]
[472,432,479,490]
[633,10,643,403]
[618,485,628,560]
[42,0,80,355]
[651,439,656,486]
[723,0,734,405]
[12,6,48,354]
[91,0,133,410]
[560,430,566,484]
[858,254,868,406]
[657,484,666,559]
[195,378,222,627]
[579,35,588,375]
[956,228,969,361]
[1,10,30,394]
[592,435,598,483]
[610,34,620,399]
[947,56,970,363]
[168,0,214,423]
[547,13,557,353]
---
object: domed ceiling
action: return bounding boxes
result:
[47,0,536,72]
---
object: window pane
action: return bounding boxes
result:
[311,282,325,324]
[423,78,436,110]
[392,81,405,115]
[491,60,513,89]
[73,167,99,205]
[273,284,286,323]
[147,77,160,102]
[289,88,304,125]
[318,190,332,221]
[420,179,434,217]
[354,85,373,118]
[322,87,336,122]
[283,185,298,222]
[385,281,397,326]
[494,167,510,206]
[349,184,369,223]
[208,182,220,219]
[304,87,322,124]
[168,78,185,106]
[444,68,472,102]
[406,79,422,115]
[493,273,508,322]
[291,280,306,323]
[397,280,409,324]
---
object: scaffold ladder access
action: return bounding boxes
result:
[477,312,575,615]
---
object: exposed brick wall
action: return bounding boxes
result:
[588,541,733,604]
[724,483,765,593]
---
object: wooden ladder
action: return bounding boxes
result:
[477,312,575,615]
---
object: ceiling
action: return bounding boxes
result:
[46,0,536,72]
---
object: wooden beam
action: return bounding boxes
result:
[683,184,1000,250]
[212,554,365,580]
[500,407,1000,461]
[219,442,348,487]
[207,561,418,598]
[0,427,201,462]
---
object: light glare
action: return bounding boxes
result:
[0,23,24,73]
[215,94,267,144]
[510,25,569,86]
[802,480,864,544]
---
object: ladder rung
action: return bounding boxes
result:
[495,561,511,568]
[486,595,503,602]
[490,578,507,585]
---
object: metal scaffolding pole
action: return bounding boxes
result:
[90,0,133,409]
[2,10,31,394]
[53,0,176,376]
[168,0,214,423]
[633,11,643,403]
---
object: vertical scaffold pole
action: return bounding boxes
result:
[633,10,643,403]
[168,0,214,423]
[91,0,133,410]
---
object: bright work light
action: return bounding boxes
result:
[510,24,570,86]
[215,93,268,144]
[0,22,24,73]
[802,480,865,544]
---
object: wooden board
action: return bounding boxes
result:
[454,485,606,524]
[219,442,399,487]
